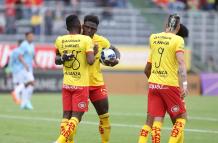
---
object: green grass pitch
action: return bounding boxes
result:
[0,93,218,143]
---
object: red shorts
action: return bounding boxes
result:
[62,84,89,112]
[147,83,186,119]
[89,85,108,102]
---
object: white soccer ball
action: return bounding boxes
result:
[100,48,116,65]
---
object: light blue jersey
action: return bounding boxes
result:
[19,40,35,71]
[8,48,24,75]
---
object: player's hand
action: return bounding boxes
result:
[180,81,188,98]
[93,43,99,56]
[25,65,29,72]
[62,53,74,62]
[103,58,119,67]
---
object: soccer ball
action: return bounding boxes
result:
[100,48,116,65]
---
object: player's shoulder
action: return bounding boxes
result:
[20,40,28,47]
[94,34,108,41]
[77,34,93,43]
[79,34,92,39]
[173,34,184,43]
[55,35,64,41]
[93,34,110,47]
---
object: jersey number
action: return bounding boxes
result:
[155,47,164,68]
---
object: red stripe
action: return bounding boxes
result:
[176,50,184,53]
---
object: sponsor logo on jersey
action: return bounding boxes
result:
[149,84,167,89]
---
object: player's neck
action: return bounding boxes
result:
[69,29,80,35]
[69,32,79,35]
[165,30,177,35]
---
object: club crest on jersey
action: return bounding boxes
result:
[78,102,86,109]
[101,88,107,95]
[171,105,179,112]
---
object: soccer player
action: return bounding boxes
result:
[82,14,120,143]
[138,14,188,143]
[54,14,95,143]
[9,39,24,104]
[18,32,36,110]
[138,23,189,143]
[8,40,25,104]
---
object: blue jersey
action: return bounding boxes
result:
[19,40,35,71]
[8,48,24,74]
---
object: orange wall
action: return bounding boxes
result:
[103,72,200,96]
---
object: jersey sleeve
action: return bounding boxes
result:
[102,36,111,49]
[147,34,153,63]
[147,49,152,63]
[85,36,94,53]
[175,37,185,53]
[19,42,26,55]
[54,36,62,52]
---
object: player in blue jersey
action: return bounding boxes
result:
[18,32,36,110]
[9,40,25,105]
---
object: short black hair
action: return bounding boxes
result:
[25,32,33,37]
[66,14,81,31]
[167,14,180,31]
[177,24,189,38]
[84,15,99,26]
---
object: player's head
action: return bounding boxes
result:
[66,14,81,33]
[166,14,180,33]
[82,15,99,37]
[25,32,34,43]
[176,24,189,38]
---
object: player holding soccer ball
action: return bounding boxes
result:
[82,15,120,143]
[138,14,188,143]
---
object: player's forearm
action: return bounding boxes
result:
[55,55,64,65]
[18,55,29,70]
[178,62,187,87]
[176,52,187,87]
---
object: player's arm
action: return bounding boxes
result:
[55,49,64,65]
[144,62,151,78]
[144,36,153,78]
[18,54,29,71]
[86,51,95,65]
[86,37,95,65]
[176,52,188,97]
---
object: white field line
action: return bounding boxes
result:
[0,114,218,134]
[3,109,218,122]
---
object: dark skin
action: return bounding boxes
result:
[82,20,119,115]
[82,21,120,67]
[82,21,108,115]
[55,24,95,121]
